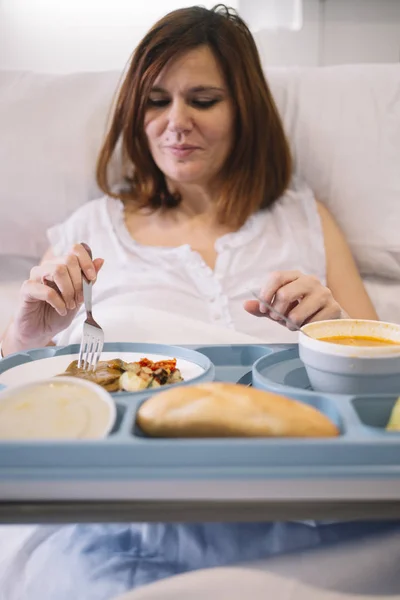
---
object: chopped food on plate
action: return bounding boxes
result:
[60,357,184,392]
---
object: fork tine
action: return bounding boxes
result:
[77,333,103,372]
[83,335,92,370]
[91,339,103,371]
[86,338,96,371]
[78,341,87,369]
[90,338,101,371]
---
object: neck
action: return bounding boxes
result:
[168,181,219,220]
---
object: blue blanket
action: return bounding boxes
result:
[1,521,399,600]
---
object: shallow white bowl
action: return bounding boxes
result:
[299,319,400,394]
[0,376,117,441]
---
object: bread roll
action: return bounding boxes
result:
[136,382,339,438]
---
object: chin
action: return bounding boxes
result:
[166,166,208,185]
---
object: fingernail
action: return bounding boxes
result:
[87,268,96,280]
[259,303,267,314]
[69,301,76,310]
[60,308,67,316]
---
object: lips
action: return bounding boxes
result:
[166,145,199,158]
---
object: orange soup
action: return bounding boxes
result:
[319,336,400,347]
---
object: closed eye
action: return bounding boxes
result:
[147,98,221,109]
[192,99,220,109]
[147,98,169,108]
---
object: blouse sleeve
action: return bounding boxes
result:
[46,198,105,257]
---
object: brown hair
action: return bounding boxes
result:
[96,4,292,228]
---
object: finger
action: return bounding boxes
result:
[297,302,343,326]
[259,271,303,305]
[243,298,286,324]
[288,292,334,328]
[270,278,314,319]
[74,257,104,304]
[46,264,77,311]
[21,280,68,316]
[269,300,298,323]
[258,271,303,314]
[93,258,104,274]
[62,254,85,306]
[244,299,270,317]
[30,263,76,310]
[30,264,49,283]
[62,254,103,305]
[71,244,100,282]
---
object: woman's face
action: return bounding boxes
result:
[144,46,234,189]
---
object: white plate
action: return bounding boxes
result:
[0,352,205,390]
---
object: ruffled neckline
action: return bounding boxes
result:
[108,198,267,260]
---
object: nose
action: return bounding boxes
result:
[166,99,193,135]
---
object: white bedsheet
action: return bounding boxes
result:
[54,293,289,346]
[117,528,400,599]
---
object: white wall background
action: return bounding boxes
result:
[0,0,238,73]
[0,0,399,72]
[256,0,400,67]
[322,0,400,65]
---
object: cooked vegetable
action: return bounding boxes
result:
[120,371,150,392]
[60,357,184,393]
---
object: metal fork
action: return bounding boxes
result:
[77,244,104,370]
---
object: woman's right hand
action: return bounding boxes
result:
[2,244,104,356]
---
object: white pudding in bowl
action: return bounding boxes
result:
[0,376,116,440]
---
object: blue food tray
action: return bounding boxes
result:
[0,342,400,504]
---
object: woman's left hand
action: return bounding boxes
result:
[244,271,345,329]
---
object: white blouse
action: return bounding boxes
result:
[47,178,326,346]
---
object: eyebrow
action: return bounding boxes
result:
[150,85,226,94]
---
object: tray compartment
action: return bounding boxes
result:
[279,390,346,433]
[115,400,145,437]
[351,394,400,433]
[196,344,273,384]
[252,347,313,394]
[129,389,346,439]
[196,344,273,365]
[109,402,128,436]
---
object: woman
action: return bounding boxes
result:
[1,6,393,600]
[1,6,376,357]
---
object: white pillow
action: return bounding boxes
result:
[267,64,400,280]
[0,256,37,335]
[0,70,120,258]
[363,278,400,325]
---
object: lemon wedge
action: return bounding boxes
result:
[386,397,400,431]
